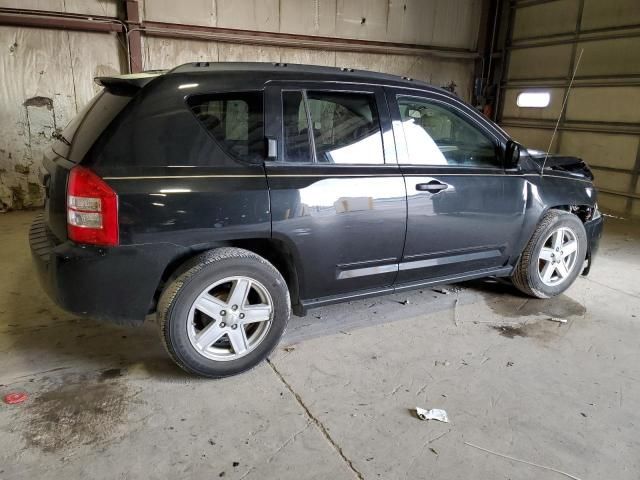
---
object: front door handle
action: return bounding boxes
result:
[416,181,448,193]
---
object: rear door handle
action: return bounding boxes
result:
[416,181,448,193]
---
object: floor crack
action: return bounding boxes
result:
[239,422,311,480]
[267,359,365,480]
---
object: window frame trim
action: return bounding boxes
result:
[391,91,505,171]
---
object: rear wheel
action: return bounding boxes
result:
[512,209,587,298]
[158,248,290,378]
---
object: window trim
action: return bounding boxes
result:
[395,94,503,170]
[276,87,389,167]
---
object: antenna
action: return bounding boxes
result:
[541,48,584,175]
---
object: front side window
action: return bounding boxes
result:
[188,91,264,162]
[397,96,499,168]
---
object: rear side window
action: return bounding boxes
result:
[188,92,264,162]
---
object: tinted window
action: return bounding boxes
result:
[282,91,313,163]
[397,96,498,168]
[307,91,384,165]
[60,91,132,163]
[188,91,264,162]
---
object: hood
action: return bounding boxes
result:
[527,149,594,181]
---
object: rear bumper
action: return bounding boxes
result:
[30,214,186,325]
[582,215,603,275]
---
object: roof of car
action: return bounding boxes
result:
[167,61,445,93]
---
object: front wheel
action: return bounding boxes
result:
[512,209,587,298]
[157,248,291,378]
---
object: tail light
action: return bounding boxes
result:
[67,166,119,246]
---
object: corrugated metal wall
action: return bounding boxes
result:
[0,0,483,211]
[498,0,640,217]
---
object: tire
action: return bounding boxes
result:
[157,247,291,378]
[512,209,587,298]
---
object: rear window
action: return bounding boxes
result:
[187,91,264,162]
[58,91,132,163]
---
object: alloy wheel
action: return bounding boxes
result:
[537,227,579,287]
[186,276,274,361]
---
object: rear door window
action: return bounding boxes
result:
[188,91,264,162]
[282,91,313,163]
[307,91,385,165]
[281,90,385,165]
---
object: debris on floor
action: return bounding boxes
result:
[453,298,460,326]
[283,346,295,353]
[433,288,452,295]
[3,392,28,405]
[546,317,568,324]
[415,407,449,423]
[434,286,464,295]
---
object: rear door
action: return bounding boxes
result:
[388,88,523,285]
[264,82,406,301]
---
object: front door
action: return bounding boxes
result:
[387,88,524,286]
[264,83,406,302]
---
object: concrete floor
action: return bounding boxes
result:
[1,210,639,480]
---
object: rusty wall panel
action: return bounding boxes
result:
[218,43,281,63]
[335,0,388,41]
[217,0,279,31]
[279,47,336,67]
[335,51,473,101]
[142,0,216,27]
[0,26,121,211]
[279,0,337,36]
[140,0,482,50]
[143,36,219,70]
[1,0,481,210]
[430,0,481,49]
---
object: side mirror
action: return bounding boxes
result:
[505,140,521,169]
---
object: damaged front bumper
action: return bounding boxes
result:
[582,215,603,275]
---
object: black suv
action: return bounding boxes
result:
[30,62,603,378]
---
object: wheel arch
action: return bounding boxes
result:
[151,237,304,316]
